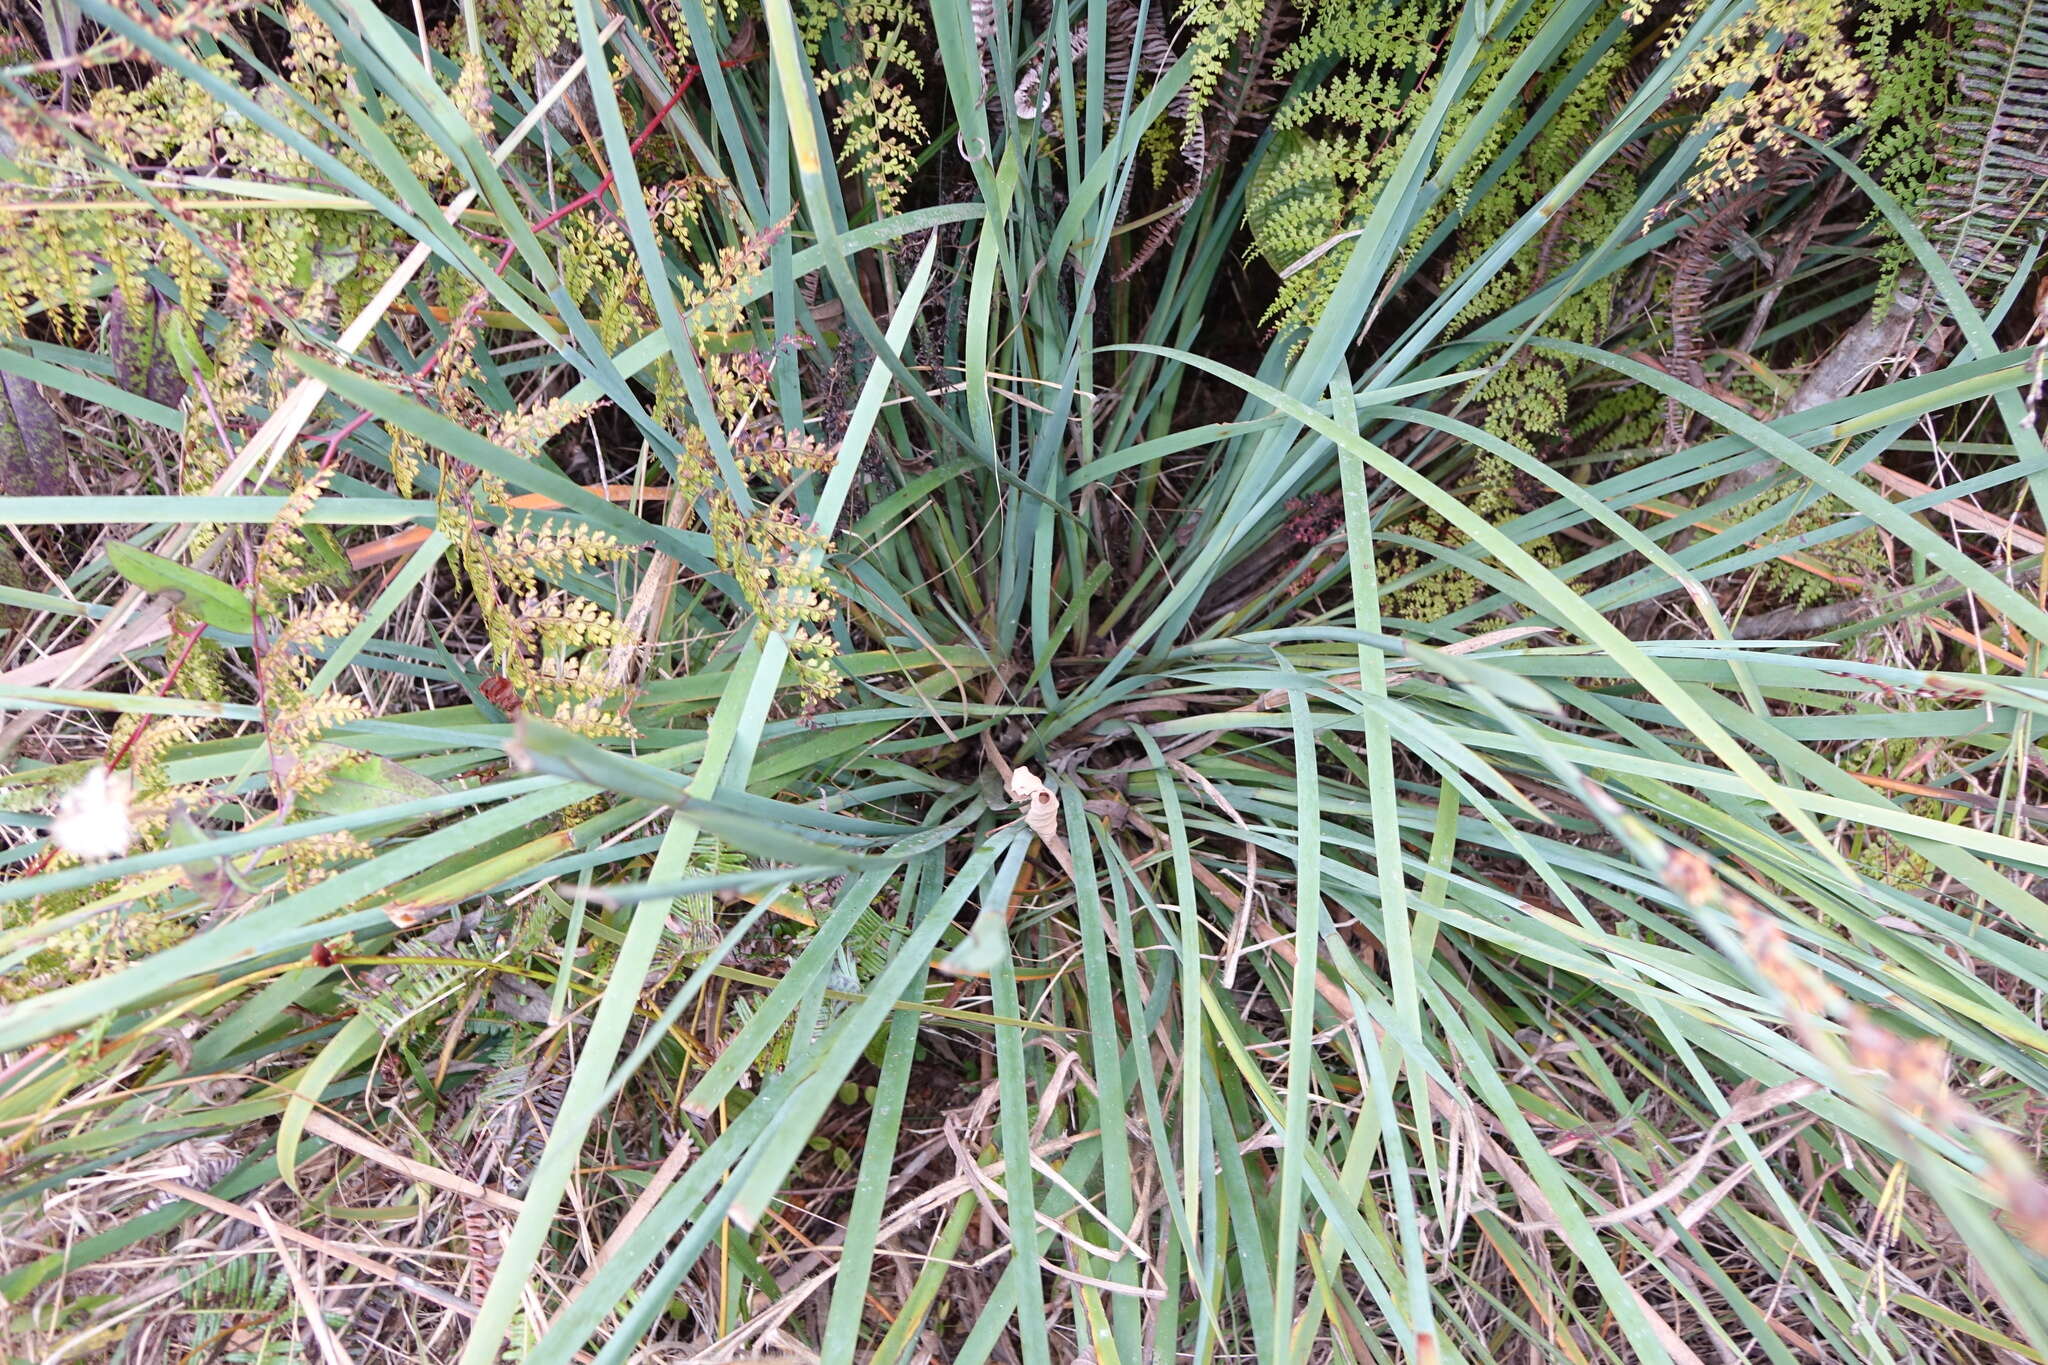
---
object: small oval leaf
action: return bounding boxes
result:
[105,541,254,633]
[296,747,448,816]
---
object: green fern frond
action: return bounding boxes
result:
[1660,0,1870,200]
[493,0,574,77]
[1921,0,2048,301]
[1858,0,1961,289]
[843,904,902,983]
[492,397,604,462]
[348,944,490,1037]
[1249,0,1633,382]
[653,839,751,967]
[181,1257,302,1363]
[1725,481,1886,608]
[800,0,929,215]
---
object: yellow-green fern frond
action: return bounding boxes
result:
[1659,0,1870,200]
[799,0,928,215]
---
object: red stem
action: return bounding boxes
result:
[308,62,708,469]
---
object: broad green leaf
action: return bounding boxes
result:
[295,747,448,816]
[103,542,254,633]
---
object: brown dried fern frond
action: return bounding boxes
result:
[1661,150,1820,445]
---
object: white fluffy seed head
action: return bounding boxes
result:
[51,766,134,862]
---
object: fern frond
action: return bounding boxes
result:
[545,698,640,738]
[800,0,928,215]
[255,467,346,613]
[1922,0,2048,300]
[282,828,374,889]
[349,944,488,1036]
[1661,0,1870,200]
[483,513,626,598]
[1183,0,1282,126]
[843,903,902,983]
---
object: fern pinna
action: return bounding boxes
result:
[1922,0,2048,301]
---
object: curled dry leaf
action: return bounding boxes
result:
[1006,765,1060,842]
[481,674,522,714]
[1014,65,1051,120]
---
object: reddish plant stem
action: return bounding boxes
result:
[529,69,699,236]
[307,62,706,471]
[105,625,210,773]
